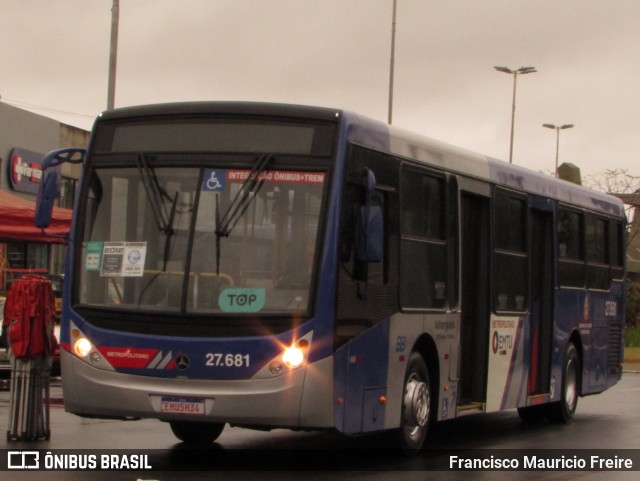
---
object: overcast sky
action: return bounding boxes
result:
[1,0,639,179]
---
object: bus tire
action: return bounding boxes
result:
[547,342,580,423]
[396,352,432,452]
[169,421,225,445]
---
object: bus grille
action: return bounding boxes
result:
[607,323,623,373]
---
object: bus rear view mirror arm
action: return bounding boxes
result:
[35,148,85,228]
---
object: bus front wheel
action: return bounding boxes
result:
[169,421,225,445]
[397,352,432,451]
[547,342,580,423]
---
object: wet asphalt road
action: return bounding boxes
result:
[1,371,639,480]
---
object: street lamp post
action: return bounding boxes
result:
[107,0,120,110]
[543,123,574,178]
[494,66,537,164]
[388,0,397,125]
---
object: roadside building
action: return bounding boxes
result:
[0,102,88,295]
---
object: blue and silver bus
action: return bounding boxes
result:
[36,102,625,450]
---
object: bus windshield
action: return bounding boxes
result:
[78,160,326,316]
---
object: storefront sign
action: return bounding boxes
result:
[8,148,44,194]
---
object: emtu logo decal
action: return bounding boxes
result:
[492,330,513,355]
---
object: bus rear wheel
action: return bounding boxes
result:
[547,342,580,423]
[397,352,432,451]
[169,421,225,445]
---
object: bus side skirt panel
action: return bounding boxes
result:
[299,355,335,428]
[333,320,390,434]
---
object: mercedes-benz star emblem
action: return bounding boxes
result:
[175,354,190,370]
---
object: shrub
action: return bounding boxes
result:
[625,326,640,347]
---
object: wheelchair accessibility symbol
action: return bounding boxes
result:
[203,169,226,192]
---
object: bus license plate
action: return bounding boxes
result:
[160,397,206,415]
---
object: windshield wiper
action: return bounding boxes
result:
[162,191,179,271]
[136,155,177,237]
[214,154,273,274]
[136,155,180,275]
[135,156,181,306]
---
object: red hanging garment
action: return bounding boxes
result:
[2,275,56,360]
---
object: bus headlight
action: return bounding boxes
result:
[259,333,313,378]
[282,339,310,369]
[74,338,93,358]
[282,346,305,368]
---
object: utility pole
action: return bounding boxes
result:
[107,0,120,110]
[388,0,397,125]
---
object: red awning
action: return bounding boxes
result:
[0,190,71,243]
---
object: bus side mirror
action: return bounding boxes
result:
[35,148,85,228]
[356,168,383,263]
[35,169,60,228]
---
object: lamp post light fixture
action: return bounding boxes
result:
[543,123,574,178]
[494,66,537,164]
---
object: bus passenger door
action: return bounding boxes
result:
[528,203,554,397]
[459,192,491,406]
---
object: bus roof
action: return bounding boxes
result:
[340,110,625,219]
[97,101,342,123]
[96,101,624,218]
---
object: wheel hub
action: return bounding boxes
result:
[404,375,430,432]
[565,358,577,409]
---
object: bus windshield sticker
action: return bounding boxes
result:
[218,287,266,313]
[85,241,103,271]
[100,242,148,277]
[227,170,325,184]
[203,169,227,192]
[203,169,325,192]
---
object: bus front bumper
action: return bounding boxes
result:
[61,350,334,430]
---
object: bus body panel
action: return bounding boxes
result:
[61,348,336,428]
[553,282,625,397]
[485,314,529,412]
[333,320,390,434]
[63,317,315,381]
[298,355,335,428]
[333,312,462,434]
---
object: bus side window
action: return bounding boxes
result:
[336,147,397,335]
[493,189,528,312]
[557,208,585,288]
[586,215,610,290]
[399,168,448,310]
[610,220,624,281]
